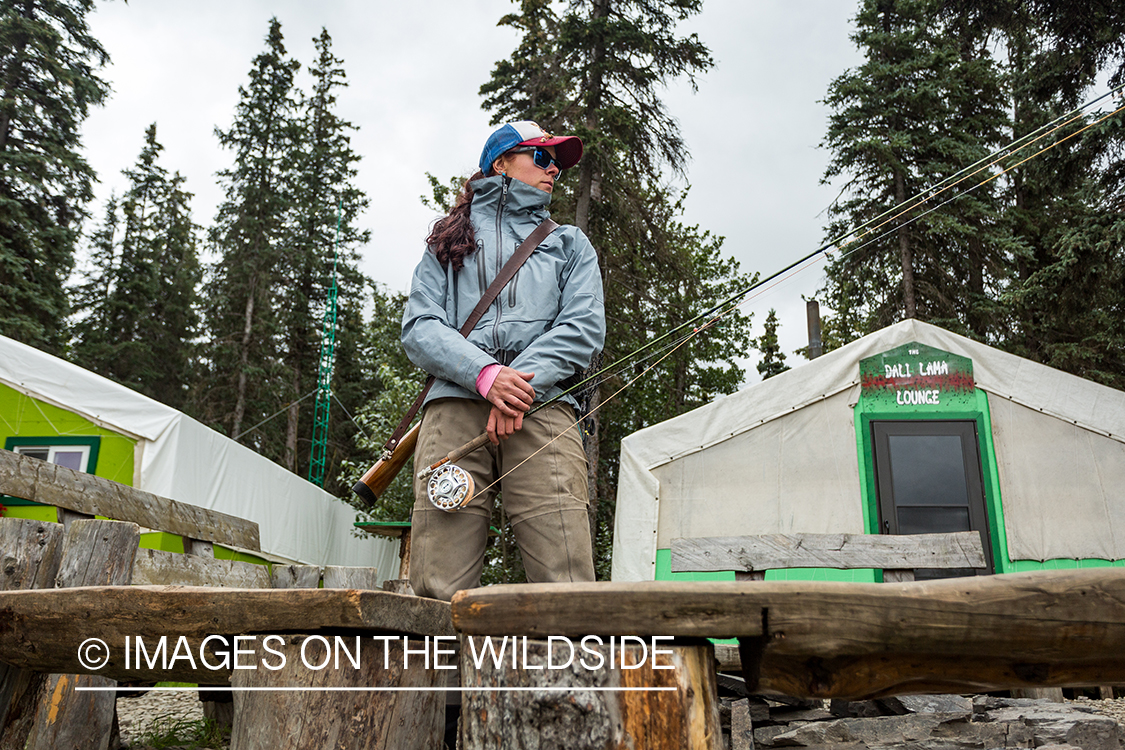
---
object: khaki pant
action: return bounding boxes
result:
[409,398,594,601]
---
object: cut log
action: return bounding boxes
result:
[0,586,454,684]
[132,548,271,588]
[322,566,380,590]
[671,532,986,573]
[452,570,1125,698]
[459,636,721,749]
[26,520,139,750]
[270,564,321,589]
[229,634,446,750]
[0,449,260,550]
[0,519,65,749]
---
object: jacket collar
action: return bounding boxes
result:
[469,174,552,219]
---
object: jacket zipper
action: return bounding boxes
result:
[492,177,509,352]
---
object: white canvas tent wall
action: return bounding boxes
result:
[612,319,1125,581]
[0,334,398,576]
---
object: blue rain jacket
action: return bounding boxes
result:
[401,175,605,409]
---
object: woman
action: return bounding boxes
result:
[401,121,605,601]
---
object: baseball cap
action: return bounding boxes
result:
[479,121,583,175]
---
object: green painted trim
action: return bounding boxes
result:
[1007,558,1125,571]
[5,435,102,474]
[2,505,59,522]
[854,387,1018,573]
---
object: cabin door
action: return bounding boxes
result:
[871,420,994,577]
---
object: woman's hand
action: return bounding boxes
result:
[485,367,535,417]
[487,405,524,444]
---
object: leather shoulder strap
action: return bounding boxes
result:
[383,218,559,454]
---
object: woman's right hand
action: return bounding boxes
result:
[487,405,523,444]
[485,366,535,417]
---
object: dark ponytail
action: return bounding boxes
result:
[427,170,486,271]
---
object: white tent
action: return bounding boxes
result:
[612,319,1125,581]
[0,334,398,575]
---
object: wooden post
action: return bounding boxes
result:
[24,520,139,750]
[459,636,722,749]
[229,634,447,750]
[0,519,66,749]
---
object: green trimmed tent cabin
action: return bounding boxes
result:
[612,319,1125,582]
[0,334,397,576]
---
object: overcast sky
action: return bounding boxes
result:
[81,0,864,378]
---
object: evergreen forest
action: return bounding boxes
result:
[2,0,1123,581]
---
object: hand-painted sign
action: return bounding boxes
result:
[860,342,975,410]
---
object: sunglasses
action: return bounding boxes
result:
[511,146,563,173]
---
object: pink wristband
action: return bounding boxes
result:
[476,363,502,398]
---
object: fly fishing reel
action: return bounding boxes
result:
[426,463,475,512]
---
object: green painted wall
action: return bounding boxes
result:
[1,383,135,485]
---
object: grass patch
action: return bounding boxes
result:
[132,716,228,749]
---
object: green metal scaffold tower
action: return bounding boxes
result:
[308,200,342,487]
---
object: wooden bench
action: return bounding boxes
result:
[451,569,1125,701]
[670,530,988,582]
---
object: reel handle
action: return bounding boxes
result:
[418,431,492,481]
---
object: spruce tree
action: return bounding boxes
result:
[479,0,752,577]
[279,28,370,479]
[756,309,790,380]
[71,124,200,409]
[0,0,108,353]
[201,18,299,451]
[818,0,1010,343]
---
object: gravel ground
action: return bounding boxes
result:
[1071,695,1125,726]
[116,690,224,750]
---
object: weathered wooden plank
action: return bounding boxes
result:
[0,519,66,593]
[452,571,1125,647]
[229,635,445,750]
[459,636,721,750]
[756,651,1125,700]
[0,585,454,684]
[270,564,321,589]
[27,520,139,750]
[132,548,271,588]
[322,566,380,590]
[670,532,986,573]
[0,520,65,747]
[0,449,260,550]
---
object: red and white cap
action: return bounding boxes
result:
[479,121,584,174]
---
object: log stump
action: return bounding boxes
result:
[19,520,139,750]
[459,636,721,750]
[230,634,447,750]
[0,519,65,749]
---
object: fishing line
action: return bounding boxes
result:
[416,85,1125,509]
[540,83,1125,409]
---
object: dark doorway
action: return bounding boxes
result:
[871,420,994,577]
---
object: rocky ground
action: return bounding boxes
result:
[114,690,1125,750]
[727,694,1125,750]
